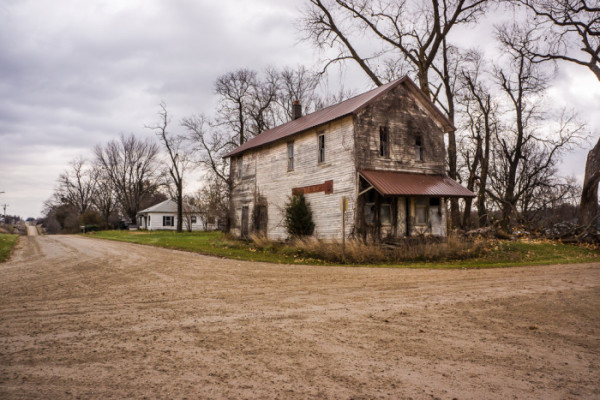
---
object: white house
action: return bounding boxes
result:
[136,199,219,231]
[225,76,475,242]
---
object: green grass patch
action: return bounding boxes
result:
[0,233,19,262]
[381,240,600,269]
[91,230,313,264]
[90,230,599,269]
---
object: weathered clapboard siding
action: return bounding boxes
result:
[230,116,357,240]
[352,83,448,239]
[354,83,446,175]
[228,78,461,241]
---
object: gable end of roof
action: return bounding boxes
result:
[224,76,454,158]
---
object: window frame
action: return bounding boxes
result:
[380,203,392,225]
[287,142,294,171]
[163,215,174,227]
[414,198,428,226]
[415,135,424,161]
[237,157,243,179]
[191,215,197,224]
[379,126,390,158]
[317,134,325,164]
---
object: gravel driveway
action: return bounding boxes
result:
[1,234,599,399]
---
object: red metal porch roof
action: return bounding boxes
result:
[360,170,476,198]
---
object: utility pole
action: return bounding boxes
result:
[1,203,7,224]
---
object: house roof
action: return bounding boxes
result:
[137,199,177,214]
[224,76,454,158]
[360,170,476,198]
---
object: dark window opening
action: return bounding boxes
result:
[287,142,294,171]
[364,203,375,225]
[237,157,243,179]
[379,126,389,157]
[163,216,174,227]
[318,134,325,163]
[191,216,197,224]
[415,136,423,161]
[380,203,392,225]
[415,198,428,225]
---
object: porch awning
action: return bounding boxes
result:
[359,170,476,198]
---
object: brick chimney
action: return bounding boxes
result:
[292,100,302,120]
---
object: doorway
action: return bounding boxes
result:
[241,206,249,238]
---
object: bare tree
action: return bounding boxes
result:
[215,69,255,145]
[278,65,321,119]
[433,41,464,226]
[302,0,488,94]
[94,133,160,224]
[182,114,234,230]
[147,103,193,233]
[485,24,589,230]
[492,24,550,228]
[55,157,98,216]
[513,0,600,80]
[301,0,489,228]
[458,50,497,227]
[92,167,117,229]
[578,137,600,231]
[215,69,281,145]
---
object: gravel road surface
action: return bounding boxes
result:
[0,234,599,399]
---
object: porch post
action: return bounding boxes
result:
[405,197,410,237]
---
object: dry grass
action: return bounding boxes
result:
[250,234,487,264]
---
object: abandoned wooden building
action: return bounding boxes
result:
[225,76,475,241]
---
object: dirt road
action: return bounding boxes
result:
[0,235,598,399]
[25,224,38,237]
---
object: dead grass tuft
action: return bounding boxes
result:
[285,234,487,264]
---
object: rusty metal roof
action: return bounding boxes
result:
[360,170,476,198]
[225,76,454,158]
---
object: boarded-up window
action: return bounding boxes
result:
[379,126,389,157]
[318,134,325,163]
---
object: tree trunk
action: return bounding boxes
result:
[447,132,460,229]
[578,137,600,231]
[176,181,183,233]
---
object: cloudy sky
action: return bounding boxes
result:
[1,0,598,218]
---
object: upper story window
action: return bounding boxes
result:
[379,126,389,158]
[237,157,243,179]
[318,134,325,163]
[415,136,423,161]
[287,142,294,171]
